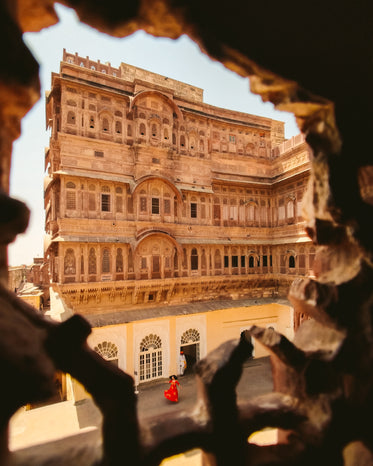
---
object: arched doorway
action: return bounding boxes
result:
[139,334,163,382]
[180,328,200,375]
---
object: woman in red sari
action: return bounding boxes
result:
[164,375,180,402]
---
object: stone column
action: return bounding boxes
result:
[75,245,80,283]
[59,244,64,284]
[83,244,89,282]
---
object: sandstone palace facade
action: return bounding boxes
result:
[44,50,313,390]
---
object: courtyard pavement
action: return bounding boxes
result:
[136,356,273,418]
[10,357,273,453]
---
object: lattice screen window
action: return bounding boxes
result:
[66,182,76,210]
[115,187,123,213]
[102,249,110,273]
[214,250,221,268]
[164,196,171,215]
[64,248,76,275]
[101,194,111,212]
[116,248,123,272]
[191,248,198,270]
[190,202,197,218]
[89,248,97,274]
[140,190,147,212]
[151,198,159,214]
[89,193,96,211]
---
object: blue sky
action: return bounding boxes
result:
[8,4,299,266]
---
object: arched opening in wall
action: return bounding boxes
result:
[180,328,201,375]
[6,2,314,460]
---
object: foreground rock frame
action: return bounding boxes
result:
[1,1,372,465]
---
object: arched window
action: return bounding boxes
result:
[180,135,185,147]
[102,117,109,132]
[139,123,146,136]
[116,248,123,272]
[249,256,255,268]
[191,248,198,270]
[172,133,176,145]
[164,127,169,140]
[139,334,163,381]
[67,111,76,125]
[115,121,122,134]
[289,255,295,268]
[151,123,157,137]
[127,124,132,137]
[89,248,97,274]
[89,116,95,129]
[66,182,76,210]
[94,341,118,367]
[102,248,110,273]
[64,248,76,275]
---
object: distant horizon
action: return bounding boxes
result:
[8,4,299,267]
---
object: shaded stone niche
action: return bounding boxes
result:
[1,0,372,465]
